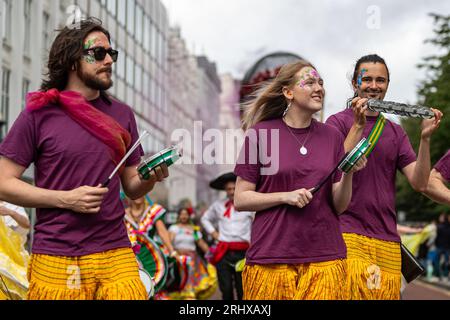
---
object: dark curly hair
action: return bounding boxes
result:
[41,17,111,91]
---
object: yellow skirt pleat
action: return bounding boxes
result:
[344,233,401,300]
[243,260,347,300]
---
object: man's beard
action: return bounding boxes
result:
[77,68,113,91]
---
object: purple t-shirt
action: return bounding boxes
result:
[326,109,417,242]
[435,150,450,181]
[234,118,346,265]
[0,95,144,256]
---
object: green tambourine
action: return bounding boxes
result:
[137,146,182,180]
[338,138,371,173]
[312,138,371,195]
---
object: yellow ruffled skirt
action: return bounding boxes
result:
[243,259,347,300]
[343,233,401,300]
[27,247,147,300]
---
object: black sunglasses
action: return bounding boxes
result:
[83,47,119,62]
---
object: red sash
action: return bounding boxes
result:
[210,241,249,265]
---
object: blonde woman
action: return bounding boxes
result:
[234,60,366,300]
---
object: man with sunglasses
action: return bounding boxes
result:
[0,18,169,300]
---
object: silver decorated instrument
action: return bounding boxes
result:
[367,99,434,119]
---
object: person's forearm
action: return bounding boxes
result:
[122,174,156,200]
[411,137,431,192]
[424,176,450,205]
[198,239,209,254]
[156,221,175,252]
[332,173,353,214]
[234,190,286,212]
[344,124,364,153]
[0,177,66,209]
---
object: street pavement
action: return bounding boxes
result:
[402,280,450,300]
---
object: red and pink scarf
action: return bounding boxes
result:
[26,89,131,167]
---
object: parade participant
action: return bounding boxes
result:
[168,208,217,300]
[424,150,450,205]
[0,18,169,300]
[0,203,30,300]
[124,195,176,257]
[326,54,442,300]
[201,172,254,300]
[234,60,366,300]
[123,195,176,297]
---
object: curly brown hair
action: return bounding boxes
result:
[41,17,111,91]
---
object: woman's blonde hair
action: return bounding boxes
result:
[241,60,315,131]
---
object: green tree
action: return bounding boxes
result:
[397,13,450,221]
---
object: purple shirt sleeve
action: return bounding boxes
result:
[325,114,348,139]
[435,150,450,181]
[396,127,417,170]
[0,110,36,168]
[125,107,144,167]
[234,128,261,185]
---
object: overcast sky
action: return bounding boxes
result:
[161,0,449,120]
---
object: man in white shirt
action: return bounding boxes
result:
[201,172,254,300]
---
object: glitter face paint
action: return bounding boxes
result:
[297,67,321,88]
[83,38,98,64]
[357,68,368,87]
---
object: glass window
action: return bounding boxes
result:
[42,12,51,52]
[1,68,10,139]
[22,79,30,110]
[23,0,32,54]
[143,15,150,52]
[135,64,142,92]
[135,5,143,45]
[107,0,116,17]
[126,0,135,35]
[116,47,125,79]
[117,0,126,26]
[151,24,157,60]
[2,0,12,43]
[126,56,134,86]
[143,72,149,99]
[150,78,155,104]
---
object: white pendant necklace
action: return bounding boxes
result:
[283,118,312,156]
[300,146,308,156]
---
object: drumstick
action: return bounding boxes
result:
[311,154,347,195]
[311,139,370,195]
[101,130,150,187]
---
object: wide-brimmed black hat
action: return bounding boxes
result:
[209,172,237,190]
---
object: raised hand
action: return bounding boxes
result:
[351,97,369,128]
[421,108,443,139]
